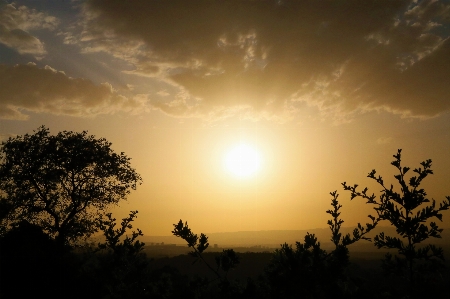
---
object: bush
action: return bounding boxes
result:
[342,149,450,297]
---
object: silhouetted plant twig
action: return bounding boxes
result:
[172,219,240,283]
[342,149,450,292]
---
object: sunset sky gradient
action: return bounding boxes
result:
[1,0,449,236]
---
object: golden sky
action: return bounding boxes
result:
[1,0,449,236]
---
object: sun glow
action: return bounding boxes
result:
[224,144,261,178]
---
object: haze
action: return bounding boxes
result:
[1,0,449,236]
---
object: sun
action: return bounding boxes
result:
[224,144,261,178]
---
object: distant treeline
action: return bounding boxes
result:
[139,226,450,249]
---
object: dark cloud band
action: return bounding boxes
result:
[0,63,145,119]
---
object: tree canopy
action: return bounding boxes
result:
[0,126,142,244]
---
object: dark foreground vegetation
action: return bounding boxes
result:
[1,127,449,299]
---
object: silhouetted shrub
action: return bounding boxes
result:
[79,211,149,299]
[264,191,376,299]
[342,149,450,298]
[0,221,78,298]
[172,220,242,297]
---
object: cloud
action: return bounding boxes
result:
[74,0,450,122]
[0,63,147,120]
[0,3,59,58]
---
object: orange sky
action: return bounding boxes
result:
[1,0,449,236]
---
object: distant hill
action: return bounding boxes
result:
[140,226,450,250]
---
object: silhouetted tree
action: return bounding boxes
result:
[0,198,13,237]
[342,149,450,296]
[264,192,376,299]
[0,126,142,245]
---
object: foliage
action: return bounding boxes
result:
[326,190,378,269]
[0,126,142,245]
[264,192,376,298]
[172,219,240,293]
[342,149,450,288]
[82,210,148,299]
[97,210,145,255]
[265,234,328,298]
[0,221,79,298]
[327,191,378,247]
[145,265,197,299]
[0,198,13,237]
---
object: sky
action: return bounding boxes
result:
[1,0,450,237]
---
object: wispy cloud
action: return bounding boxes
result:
[0,63,147,120]
[14,0,449,123]
[0,3,59,58]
